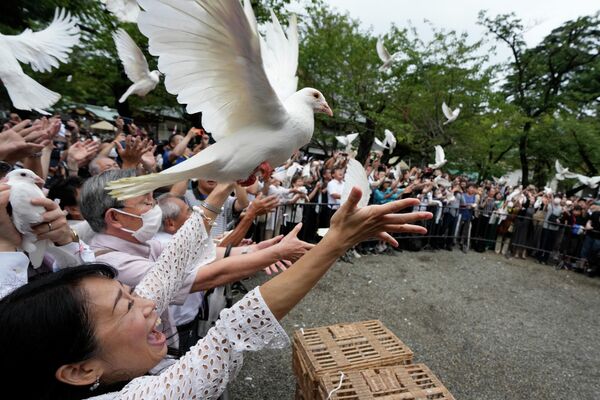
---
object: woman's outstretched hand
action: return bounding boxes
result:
[326,187,432,252]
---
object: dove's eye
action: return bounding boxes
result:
[20,173,26,177]
[313,92,319,99]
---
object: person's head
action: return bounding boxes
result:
[487,187,497,198]
[89,156,120,176]
[460,180,467,189]
[80,170,162,243]
[572,205,583,216]
[0,264,166,398]
[466,183,477,195]
[332,167,344,181]
[322,168,332,182]
[194,179,217,195]
[291,176,304,188]
[376,170,386,180]
[168,133,183,149]
[47,176,85,220]
[552,197,562,206]
[157,194,192,234]
[381,178,393,190]
[495,192,504,201]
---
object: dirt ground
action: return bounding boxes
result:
[228,250,600,400]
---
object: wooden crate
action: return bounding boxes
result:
[293,320,413,400]
[319,364,455,400]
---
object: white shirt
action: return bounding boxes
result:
[327,179,345,209]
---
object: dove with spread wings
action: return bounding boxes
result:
[0,9,80,114]
[113,28,161,103]
[107,0,332,200]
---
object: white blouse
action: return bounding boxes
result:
[89,209,289,399]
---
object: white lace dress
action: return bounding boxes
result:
[89,210,289,399]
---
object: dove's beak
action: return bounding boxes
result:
[320,102,333,117]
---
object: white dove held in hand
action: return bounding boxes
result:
[442,102,460,125]
[6,169,48,268]
[113,28,161,103]
[428,145,447,169]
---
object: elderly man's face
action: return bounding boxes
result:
[111,193,155,232]
[98,158,120,173]
[165,198,192,234]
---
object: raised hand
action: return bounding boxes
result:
[67,139,100,167]
[327,187,432,248]
[0,121,47,163]
[116,135,154,169]
[247,193,279,217]
[274,223,314,262]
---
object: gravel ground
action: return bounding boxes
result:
[228,250,600,400]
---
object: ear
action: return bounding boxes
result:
[164,218,176,235]
[64,205,79,217]
[55,360,104,387]
[104,208,122,230]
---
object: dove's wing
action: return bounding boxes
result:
[137,0,288,142]
[442,102,453,120]
[435,145,445,165]
[384,129,396,152]
[260,10,299,101]
[0,43,60,112]
[335,135,348,146]
[453,108,461,118]
[302,163,311,178]
[376,38,390,62]
[374,137,388,149]
[102,0,140,23]
[341,159,370,208]
[1,8,80,73]
[113,28,152,84]
[347,132,359,144]
[555,160,564,175]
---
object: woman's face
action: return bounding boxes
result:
[82,277,166,383]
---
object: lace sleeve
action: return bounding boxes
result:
[134,210,210,313]
[90,287,289,400]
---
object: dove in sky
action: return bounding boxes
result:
[442,102,460,125]
[554,160,578,181]
[428,145,447,169]
[113,28,161,103]
[335,133,359,152]
[376,38,403,73]
[101,0,140,23]
[383,129,397,153]
[0,8,80,114]
[575,174,600,189]
[5,169,49,268]
[341,158,371,208]
[107,0,332,200]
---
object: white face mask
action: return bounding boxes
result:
[112,205,163,243]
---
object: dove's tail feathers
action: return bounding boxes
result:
[106,172,179,200]
[118,86,135,103]
[5,72,60,112]
[23,238,47,269]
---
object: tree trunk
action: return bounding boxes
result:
[356,117,375,165]
[519,122,531,186]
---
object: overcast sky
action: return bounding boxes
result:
[322,0,599,64]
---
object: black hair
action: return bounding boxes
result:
[47,176,84,218]
[0,264,117,400]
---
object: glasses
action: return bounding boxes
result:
[115,199,156,211]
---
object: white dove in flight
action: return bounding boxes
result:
[554,160,578,181]
[371,137,388,152]
[428,145,447,169]
[0,8,80,113]
[442,102,461,125]
[335,133,359,152]
[341,158,371,208]
[107,0,332,200]
[575,174,600,189]
[101,0,140,23]
[5,169,49,268]
[113,28,161,103]
[383,129,397,153]
[376,38,403,73]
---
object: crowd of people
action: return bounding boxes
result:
[0,111,598,399]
